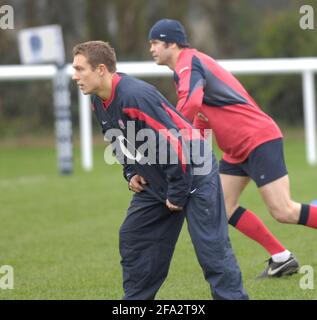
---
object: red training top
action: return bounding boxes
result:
[174,48,282,163]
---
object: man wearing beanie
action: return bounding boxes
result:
[148,18,314,279]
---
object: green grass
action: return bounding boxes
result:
[0,129,317,300]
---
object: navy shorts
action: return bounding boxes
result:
[219,138,288,187]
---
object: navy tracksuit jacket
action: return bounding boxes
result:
[91,73,248,300]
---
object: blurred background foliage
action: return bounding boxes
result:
[0,0,316,138]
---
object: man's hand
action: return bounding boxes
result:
[166,199,183,212]
[128,175,147,193]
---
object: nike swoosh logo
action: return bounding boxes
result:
[160,34,166,37]
[190,188,197,194]
[102,120,107,125]
[267,259,294,276]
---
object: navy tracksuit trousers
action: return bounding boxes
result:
[119,172,248,300]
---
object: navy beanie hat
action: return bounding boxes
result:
[148,19,188,45]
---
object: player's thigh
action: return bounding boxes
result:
[218,159,250,216]
[120,193,184,237]
[220,174,250,203]
[258,175,294,215]
[185,178,228,245]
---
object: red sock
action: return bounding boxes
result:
[299,204,317,228]
[229,207,285,255]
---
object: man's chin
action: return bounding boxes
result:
[154,59,163,65]
[80,88,90,95]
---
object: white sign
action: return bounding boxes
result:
[18,25,65,65]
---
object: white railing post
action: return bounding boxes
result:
[302,70,317,165]
[78,91,93,171]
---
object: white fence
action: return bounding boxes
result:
[0,57,316,170]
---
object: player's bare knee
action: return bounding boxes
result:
[269,203,297,224]
[273,212,290,223]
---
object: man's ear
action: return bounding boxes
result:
[98,64,108,76]
[166,43,178,50]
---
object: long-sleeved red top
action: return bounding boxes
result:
[174,48,282,163]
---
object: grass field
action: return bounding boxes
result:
[0,129,316,300]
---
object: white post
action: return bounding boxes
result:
[78,90,93,171]
[302,70,317,165]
